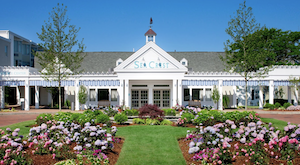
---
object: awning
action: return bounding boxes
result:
[273,81,299,86]
[182,80,219,86]
[79,80,120,86]
[29,80,75,87]
[0,81,25,86]
[222,80,269,86]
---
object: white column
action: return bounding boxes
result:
[25,79,30,111]
[148,86,153,105]
[294,86,299,105]
[288,86,291,103]
[109,88,112,102]
[177,79,182,106]
[172,79,177,106]
[118,80,124,106]
[232,86,237,108]
[16,86,20,105]
[124,79,129,107]
[218,80,223,110]
[259,86,263,109]
[189,88,192,101]
[35,86,39,109]
[75,79,80,111]
[269,80,274,104]
[203,88,206,102]
[0,86,4,108]
[64,86,68,102]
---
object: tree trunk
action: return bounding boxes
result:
[245,78,248,111]
[59,82,61,111]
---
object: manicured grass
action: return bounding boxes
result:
[116,125,194,165]
[0,120,35,136]
[260,117,289,130]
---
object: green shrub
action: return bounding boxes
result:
[181,113,195,124]
[133,118,145,124]
[114,113,128,124]
[268,104,275,110]
[283,102,292,109]
[95,114,110,124]
[70,113,81,123]
[36,113,53,125]
[64,99,71,107]
[122,109,139,116]
[160,119,173,125]
[274,102,281,109]
[104,107,118,117]
[162,109,176,116]
[145,118,160,125]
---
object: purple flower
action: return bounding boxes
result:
[14,128,20,132]
[12,132,18,137]
[90,132,96,136]
[95,140,101,146]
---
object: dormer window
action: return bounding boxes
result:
[180,58,188,66]
[116,58,123,66]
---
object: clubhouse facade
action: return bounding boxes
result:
[0,28,299,110]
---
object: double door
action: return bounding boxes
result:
[131,89,170,108]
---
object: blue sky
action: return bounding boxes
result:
[1,0,300,52]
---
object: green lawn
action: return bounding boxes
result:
[0,120,35,136]
[116,125,193,165]
[260,117,289,130]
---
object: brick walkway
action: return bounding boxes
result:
[0,108,300,127]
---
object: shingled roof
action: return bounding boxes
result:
[34,51,226,73]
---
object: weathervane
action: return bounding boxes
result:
[150,17,153,28]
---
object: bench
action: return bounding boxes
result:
[188,100,201,107]
[98,100,111,108]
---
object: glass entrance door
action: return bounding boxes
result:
[131,90,148,108]
[153,90,170,108]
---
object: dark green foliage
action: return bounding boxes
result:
[114,114,128,124]
[95,114,110,124]
[223,95,230,108]
[283,102,292,109]
[181,113,194,124]
[274,102,281,109]
[138,104,165,119]
[104,107,118,117]
[265,103,275,110]
[78,85,88,105]
[193,110,259,125]
[162,109,176,116]
[64,99,71,107]
[36,113,53,125]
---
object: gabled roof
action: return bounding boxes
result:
[114,42,188,73]
[144,28,157,36]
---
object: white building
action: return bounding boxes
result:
[0,28,299,110]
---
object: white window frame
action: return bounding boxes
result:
[180,58,188,66]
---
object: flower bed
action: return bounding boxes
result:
[0,119,123,165]
[180,117,300,165]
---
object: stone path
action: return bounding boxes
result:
[0,108,300,127]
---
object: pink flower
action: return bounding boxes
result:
[236,152,239,156]
[52,153,56,159]
[218,160,222,164]
[0,160,4,165]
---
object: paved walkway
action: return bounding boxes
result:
[0,108,300,127]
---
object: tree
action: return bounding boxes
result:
[34,3,86,111]
[78,85,88,110]
[220,1,274,110]
[212,86,220,110]
[251,28,300,65]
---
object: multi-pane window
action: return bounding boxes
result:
[131,90,139,108]
[153,90,170,108]
[205,89,212,101]
[184,89,190,101]
[89,89,96,101]
[111,89,118,101]
[192,89,203,101]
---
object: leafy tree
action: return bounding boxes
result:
[34,3,86,111]
[212,86,220,109]
[221,1,274,110]
[78,85,88,110]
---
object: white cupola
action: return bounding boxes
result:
[145,27,157,43]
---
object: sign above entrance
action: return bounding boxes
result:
[134,61,169,69]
